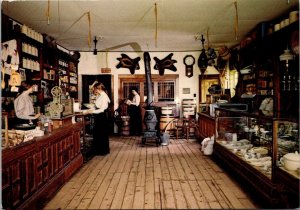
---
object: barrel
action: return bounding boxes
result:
[120,116,130,136]
[161,106,173,115]
[160,116,175,133]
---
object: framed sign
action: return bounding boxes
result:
[183,88,190,94]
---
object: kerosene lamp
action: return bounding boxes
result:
[279,47,294,91]
[198,35,208,75]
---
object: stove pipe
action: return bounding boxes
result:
[144,52,153,107]
[143,52,157,132]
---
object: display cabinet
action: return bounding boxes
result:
[237,16,299,118]
[68,60,78,99]
[56,49,79,99]
[41,45,58,104]
[213,107,299,208]
[75,113,94,162]
[57,52,70,95]
[2,13,80,118]
[274,119,299,208]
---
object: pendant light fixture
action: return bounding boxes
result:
[279,47,295,91]
[279,47,294,73]
[198,35,208,75]
[93,36,98,55]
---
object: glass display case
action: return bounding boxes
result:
[213,107,299,208]
[276,120,299,175]
[274,119,299,208]
[215,108,274,178]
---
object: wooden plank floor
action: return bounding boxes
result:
[44,136,260,209]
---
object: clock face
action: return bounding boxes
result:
[184,55,195,66]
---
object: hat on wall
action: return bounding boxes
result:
[218,46,231,60]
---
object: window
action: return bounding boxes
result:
[158,81,175,101]
[123,82,140,99]
[119,75,178,103]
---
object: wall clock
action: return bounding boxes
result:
[183,55,195,78]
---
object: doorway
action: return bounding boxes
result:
[82,74,113,103]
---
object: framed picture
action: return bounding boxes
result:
[199,75,220,103]
[2,39,19,75]
[183,88,190,94]
[41,80,51,99]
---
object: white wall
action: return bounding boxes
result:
[78,51,220,111]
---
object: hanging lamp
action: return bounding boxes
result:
[279,47,294,73]
[93,36,98,55]
[198,35,208,75]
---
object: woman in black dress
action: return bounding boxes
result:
[126,87,142,135]
[86,82,110,155]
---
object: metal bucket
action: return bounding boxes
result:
[160,132,170,146]
[160,118,176,146]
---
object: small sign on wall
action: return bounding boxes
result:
[183,88,190,94]
[101,68,111,73]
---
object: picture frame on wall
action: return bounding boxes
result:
[41,80,51,99]
[183,88,190,94]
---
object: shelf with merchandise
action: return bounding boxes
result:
[236,11,299,120]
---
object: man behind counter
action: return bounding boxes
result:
[14,80,40,124]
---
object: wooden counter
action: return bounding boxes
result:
[2,122,83,210]
[197,112,215,140]
[275,167,300,208]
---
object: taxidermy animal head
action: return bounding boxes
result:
[154,53,177,76]
[116,54,141,74]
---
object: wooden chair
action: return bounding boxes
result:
[173,118,188,140]
[174,117,199,141]
[185,118,199,141]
